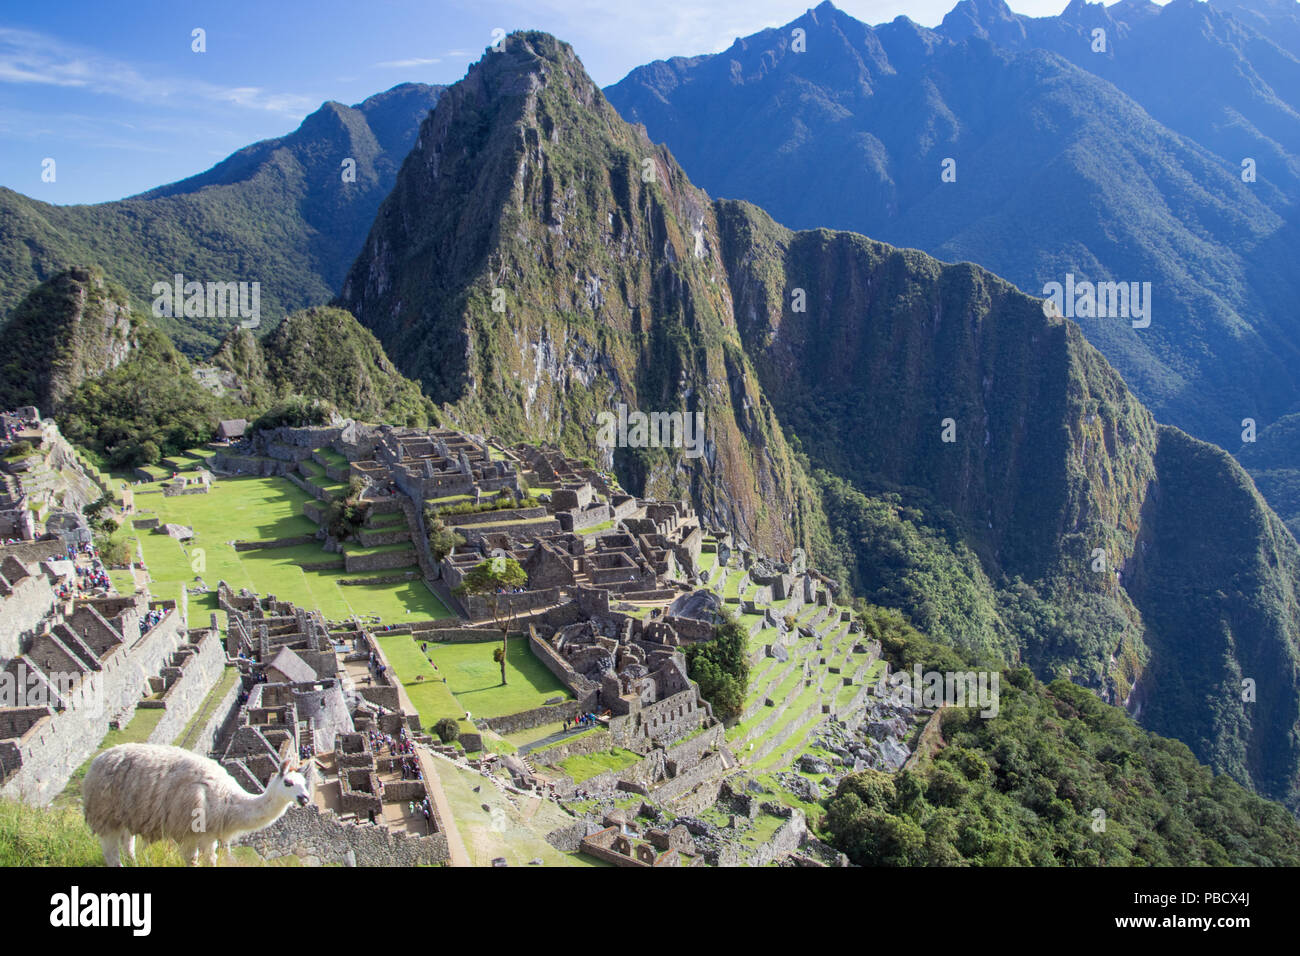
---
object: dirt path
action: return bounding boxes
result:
[417,747,470,867]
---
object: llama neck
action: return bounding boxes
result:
[233,787,294,833]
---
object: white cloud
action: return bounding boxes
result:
[0,26,315,115]
[374,57,443,68]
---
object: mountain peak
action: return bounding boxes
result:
[939,0,1026,42]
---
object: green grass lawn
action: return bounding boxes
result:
[426,636,571,719]
[129,476,451,623]
[431,755,610,867]
[375,634,468,731]
[555,747,641,783]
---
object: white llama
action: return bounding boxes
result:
[82,742,312,866]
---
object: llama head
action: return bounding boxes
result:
[270,758,312,807]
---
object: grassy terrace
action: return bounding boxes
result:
[374,633,468,734]
[426,493,474,510]
[314,447,348,468]
[727,666,805,746]
[425,636,571,719]
[749,626,782,656]
[724,573,746,600]
[753,692,824,772]
[556,747,641,783]
[432,754,608,867]
[128,475,451,623]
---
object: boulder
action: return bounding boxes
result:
[798,754,833,775]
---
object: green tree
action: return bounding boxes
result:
[433,717,460,744]
[453,557,528,685]
[684,609,751,720]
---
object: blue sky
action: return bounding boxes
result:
[1,0,1152,204]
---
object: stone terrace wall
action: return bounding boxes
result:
[144,631,227,746]
[481,699,583,736]
[461,587,561,621]
[184,667,243,755]
[343,548,416,574]
[0,566,55,662]
[422,628,500,644]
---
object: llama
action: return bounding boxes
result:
[82,742,312,866]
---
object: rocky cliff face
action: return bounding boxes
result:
[0,266,140,413]
[339,33,822,558]
[714,198,1300,812]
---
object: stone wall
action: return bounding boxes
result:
[0,565,55,662]
[184,668,243,756]
[144,631,227,747]
[443,506,549,528]
[530,727,627,767]
[650,750,729,805]
[422,628,500,644]
[343,547,416,573]
[480,699,583,736]
[233,535,317,552]
[528,628,599,702]
[212,451,289,477]
[461,587,560,621]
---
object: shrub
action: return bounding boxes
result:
[433,718,460,744]
[684,609,751,720]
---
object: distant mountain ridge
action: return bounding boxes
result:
[0,82,443,354]
[604,0,1300,531]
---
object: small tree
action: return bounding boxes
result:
[425,511,466,561]
[433,717,460,744]
[454,556,527,685]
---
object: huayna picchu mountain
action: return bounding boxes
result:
[338,33,825,561]
[339,32,1300,814]
[0,83,442,355]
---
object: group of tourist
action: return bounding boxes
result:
[58,544,112,598]
[138,606,167,635]
[367,726,414,757]
[562,712,600,732]
[1,415,34,445]
[408,795,434,833]
[398,753,422,781]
